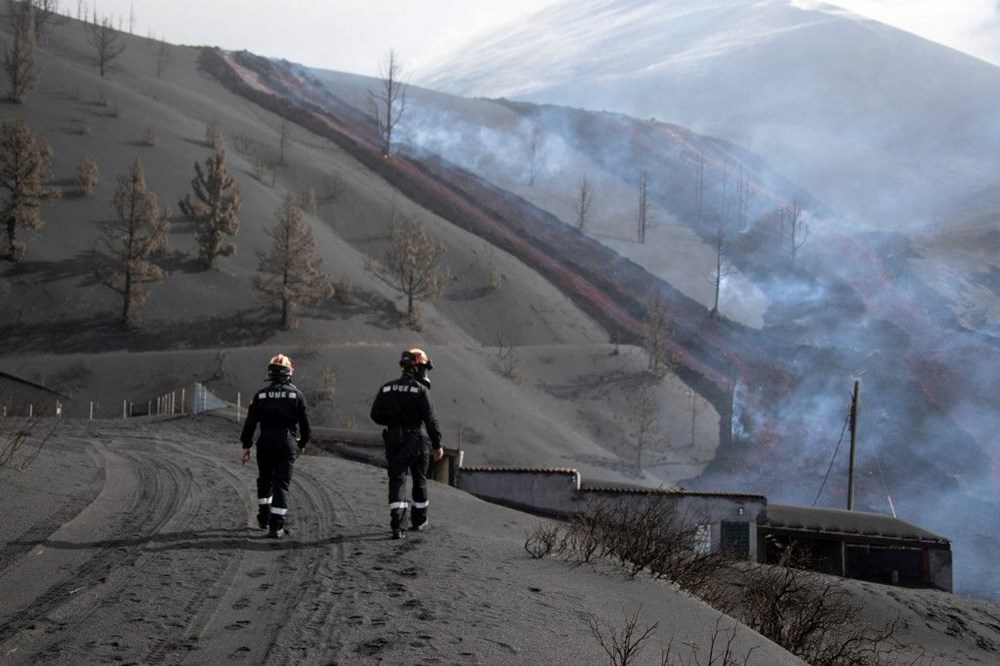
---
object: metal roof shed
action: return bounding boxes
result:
[758,504,952,592]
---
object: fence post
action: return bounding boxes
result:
[236,392,241,423]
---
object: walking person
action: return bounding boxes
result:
[240,353,311,538]
[370,348,444,539]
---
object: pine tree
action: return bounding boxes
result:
[94,159,170,329]
[253,194,334,330]
[178,148,241,268]
[3,0,39,103]
[0,118,57,260]
[364,215,448,322]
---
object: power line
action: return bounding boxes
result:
[812,407,851,507]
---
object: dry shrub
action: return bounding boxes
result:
[525,498,902,665]
[733,558,902,665]
[0,410,57,470]
[252,158,271,185]
[75,157,99,196]
[299,186,318,214]
[524,521,563,559]
[205,119,223,149]
[495,345,520,380]
[588,607,659,666]
[336,277,354,304]
[487,252,502,290]
[318,367,336,402]
[661,615,758,666]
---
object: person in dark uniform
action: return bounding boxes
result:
[240,353,311,538]
[370,348,444,539]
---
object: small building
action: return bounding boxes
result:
[312,428,953,592]
[0,370,66,417]
[758,504,952,592]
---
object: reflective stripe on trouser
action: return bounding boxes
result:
[386,433,430,530]
[256,442,295,513]
[389,502,408,531]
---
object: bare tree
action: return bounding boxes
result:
[636,169,650,243]
[575,173,594,230]
[94,159,170,329]
[178,148,241,268]
[277,119,292,166]
[626,384,669,473]
[8,1,60,41]
[253,194,334,330]
[0,118,57,260]
[526,125,546,186]
[779,198,809,264]
[3,0,38,103]
[364,214,448,323]
[643,293,671,375]
[709,165,748,319]
[298,186,317,215]
[88,15,126,78]
[368,49,407,157]
[152,37,171,78]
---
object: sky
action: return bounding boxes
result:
[75,0,1000,77]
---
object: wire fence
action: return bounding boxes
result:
[0,383,246,422]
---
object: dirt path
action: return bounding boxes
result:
[0,415,807,665]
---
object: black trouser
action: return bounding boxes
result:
[385,429,430,530]
[256,438,296,529]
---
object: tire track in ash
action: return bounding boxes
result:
[0,434,191,659]
[185,455,358,665]
[280,461,442,665]
[21,420,255,665]
[0,440,105,577]
[136,431,263,664]
[256,461,363,665]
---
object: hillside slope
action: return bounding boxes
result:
[0,12,721,488]
[422,0,1000,231]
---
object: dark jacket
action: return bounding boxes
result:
[240,382,311,450]
[370,374,442,449]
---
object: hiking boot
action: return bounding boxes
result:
[268,514,286,539]
[411,518,428,532]
[257,508,270,529]
[392,528,407,540]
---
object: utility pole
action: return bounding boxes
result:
[847,379,860,510]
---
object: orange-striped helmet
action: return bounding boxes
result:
[400,348,433,387]
[399,348,432,369]
[267,353,294,383]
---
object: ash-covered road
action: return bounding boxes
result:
[0,415,809,665]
